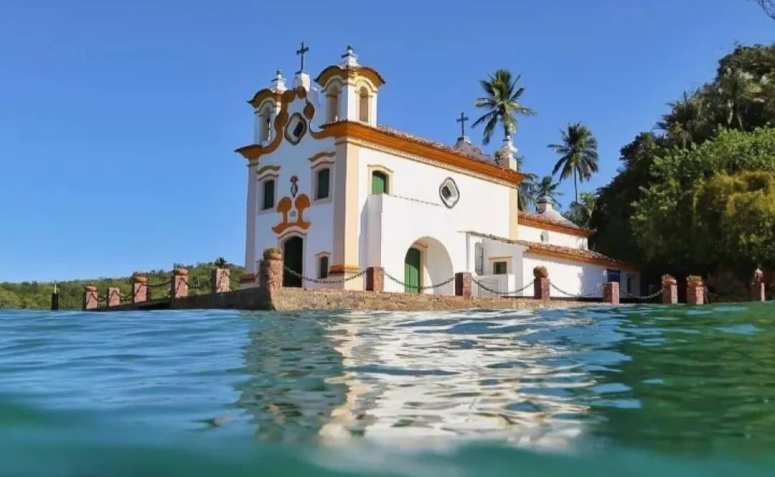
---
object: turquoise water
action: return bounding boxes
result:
[1,304,775,476]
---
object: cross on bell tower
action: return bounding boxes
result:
[295,41,309,74]
[456,112,469,139]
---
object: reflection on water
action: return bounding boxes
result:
[233,303,775,457]
[2,303,775,464]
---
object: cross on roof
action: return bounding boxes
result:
[295,41,309,74]
[456,112,469,138]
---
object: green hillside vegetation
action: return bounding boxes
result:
[590,44,775,288]
[0,260,245,310]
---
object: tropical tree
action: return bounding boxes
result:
[535,175,562,207]
[749,0,775,19]
[564,192,597,228]
[548,123,599,203]
[518,172,539,211]
[472,69,536,145]
[214,257,228,267]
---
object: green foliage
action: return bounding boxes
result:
[632,129,775,273]
[535,176,563,207]
[518,172,539,212]
[548,123,600,202]
[0,261,245,310]
[472,69,536,145]
[564,192,597,228]
[591,44,775,280]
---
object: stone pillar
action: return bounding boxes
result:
[534,278,550,301]
[132,275,148,304]
[106,287,121,307]
[211,268,230,294]
[366,267,384,293]
[661,278,678,304]
[260,249,283,295]
[687,282,705,305]
[83,286,98,310]
[455,272,472,299]
[603,282,620,305]
[172,268,188,299]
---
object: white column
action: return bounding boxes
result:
[245,161,258,271]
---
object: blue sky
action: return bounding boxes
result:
[0,0,772,282]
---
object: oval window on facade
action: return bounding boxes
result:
[439,178,460,208]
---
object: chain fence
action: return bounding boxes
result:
[382,270,456,292]
[471,278,535,296]
[619,288,663,301]
[549,282,601,299]
[283,266,369,285]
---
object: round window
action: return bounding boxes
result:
[439,178,460,208]
[284,113,307,145]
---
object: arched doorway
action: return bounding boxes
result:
[404,247,422,294]
[283,236,303,288]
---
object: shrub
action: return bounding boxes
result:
[533,266,548,279]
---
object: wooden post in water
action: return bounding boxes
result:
[51,282,59,311]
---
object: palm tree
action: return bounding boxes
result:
[564,192,597,228]
[656,91,705,148]
[518,172,539,211]
[548,123,599,203]
[717,68,757,131]
[472,69,536,145]
[214,257,228,267]
[535,175,562,208]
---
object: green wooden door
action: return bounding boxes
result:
[371,171,388,195]
[404,247,421,294]
[283,237,303,288]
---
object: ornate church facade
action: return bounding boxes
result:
[237,46,639,298]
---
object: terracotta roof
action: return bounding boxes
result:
[518,211,594,238]
[320,119,507,169]
[466,231,638,271]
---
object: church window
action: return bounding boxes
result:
[540,231,550,243]
[493,261,508,275]
[326,86,340,123]
[439,178,460,208]
[359,87,370,122]
[318,255,330,279]
[261,179,275,210]
[258,105,272,143]
[284,113,307,145]
[371,171,389,195]
[315,168,331,200]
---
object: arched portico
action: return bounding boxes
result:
[400,236,455,295]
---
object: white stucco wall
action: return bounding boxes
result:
[366,194,462,295]
[357,146,515,292]
[250,90,337,288]
[518,224,588,249]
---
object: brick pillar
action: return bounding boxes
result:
[662,279,678,304]
[211,268,230,294]
[534,278,550,301]
[455,272,472,299]
[132,275,148,304]
[106,287,121,307]
[172,268,188,299]
[366,267,384,293]
[751,282,765,302]
[687,283,705,305]
[260,250,283,295]
[603,282,620,305]
[83,286,98,310]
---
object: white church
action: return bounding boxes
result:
[237,46,639,298]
